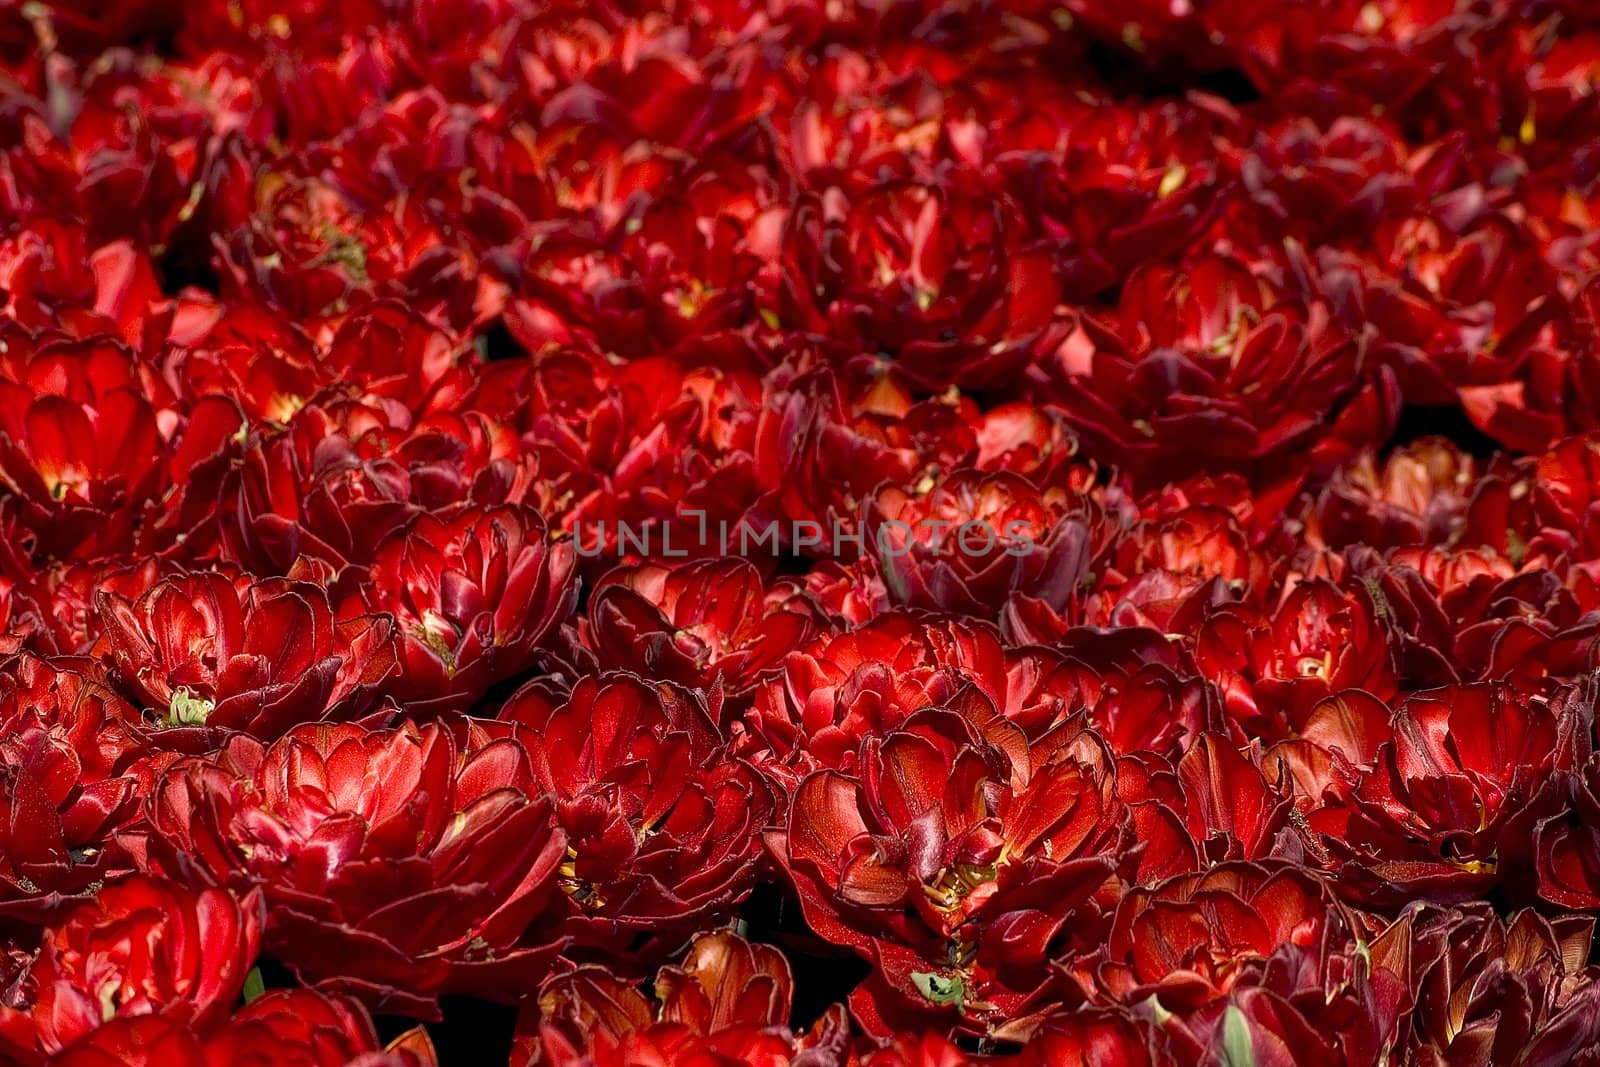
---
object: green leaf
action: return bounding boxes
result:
[910,971,965,1007]
[242,967,266,1004]
[1219,1004,1256,1067]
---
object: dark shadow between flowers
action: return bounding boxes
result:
[247,956,521,1063]
[1388,403,1506,461]
[739,880,874,1034]
[475,318,524,363]
[407,996,519,1065]
[155,237,223,301]
[1079,39,1262,107]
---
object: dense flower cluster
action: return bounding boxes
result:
[2,0,1600,1063]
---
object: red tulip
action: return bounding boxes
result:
[799,558,892,627]
[536,358,765,565]
[772,181,1061,392]
[866,469,1099,619]
[1366,218,1574,454]
[743,613,1086,774]
[513,930,849,1067]
[1039,628,1215,758]
[0,341,163,560]
[0,876,263,1064]
[220,400,530,576]
[94,570,396,737]
[584,559,821,701]
[0,555,164,656]
[212,164,473,326]
[134,721,568,1017]
[1400,904,1600,1066]
[768,715,1125,1038]
[350,504,577,715]
[0,654,142,916]
[1321,685,1569,905]
[1086,861,1409,1067]
[42,990,439,1067]
[202,990,439,1067]
[858,1030,972,1067]
[1310,440,1479,549]
[753,368,918,546]
[503,673,776,957]
[1051,251,1399,496]
[1196,578,1399,742]
[1503,738,1600,912]
[1014,1007,1173,1067]
[40,1017,210,1067]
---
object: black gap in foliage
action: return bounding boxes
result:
[772,550,825,579]
[155,238,222,299]
[475,318,524,363]
[1387,403,1505,461]
[1188,66,1263,107]
[255,954,522,1062]
[955,1033,1025,1057]
[739,880,873,1033]
[388,994,518,1065]
[1079,39,1262,106]
[476,665,544,716]
[252,953,298,992]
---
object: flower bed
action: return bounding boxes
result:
[1,1,1600,1063]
